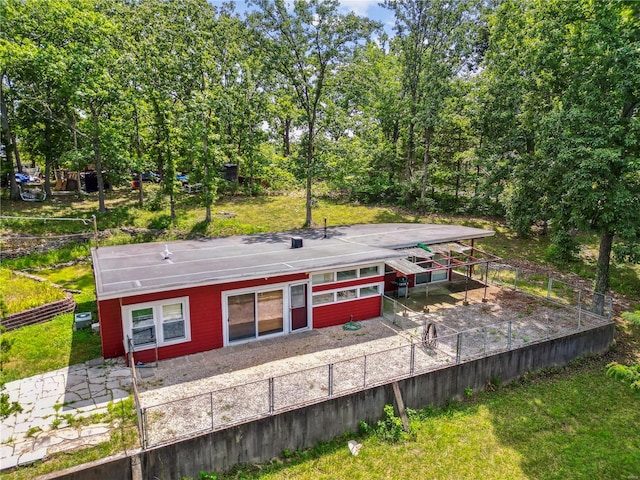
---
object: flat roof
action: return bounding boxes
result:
[92,223,494,300]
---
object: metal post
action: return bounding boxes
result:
[463,265,470,306]
[547,278,553,299]
[92,214,99,249]
[393,300,397,325]
[363,355,367,388]
[482,262,489,303]
[269,378,274,413]
[424,285,429,312]
[410,343,415,375]
[577,289,582,310]
[328,364,334,397]
[578,302,582,328]
[483,327,487,356]
[456,333,462,364]
[608,296,613,320]
[142,408,148,450]
[514,268,518,290]
[210,392,215,430]
[508,321,512,350]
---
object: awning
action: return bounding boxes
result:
[400,247,435,258]
[386,258,429,275]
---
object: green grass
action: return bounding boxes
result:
[0,264,100,384]
[206,358,640,480]
[1,188,640,479]
[0,268,67,315]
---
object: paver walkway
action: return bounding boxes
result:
[0,358,131,471]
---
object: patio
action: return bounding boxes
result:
[132,280,608,448]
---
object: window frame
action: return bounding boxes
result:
[312,282,383,306]
[123,296,191,351]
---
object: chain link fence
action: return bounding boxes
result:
[135,265,613,449]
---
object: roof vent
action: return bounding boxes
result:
[291,236,303,249]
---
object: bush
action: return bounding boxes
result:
[360,404,411,443]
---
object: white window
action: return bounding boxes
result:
[312,292,334,305]
[359,266,379,277]
[336,269,358,281]
[360,285,380,297]
[336,288,357,301]
[123,297,190,350]
[312,272,334,285]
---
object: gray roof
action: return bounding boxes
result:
[91,223,494,300]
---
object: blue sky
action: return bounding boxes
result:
[210,1,396,34]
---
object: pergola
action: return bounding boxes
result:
[386,241,501,308]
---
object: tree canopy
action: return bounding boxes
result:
[1,0,638,304]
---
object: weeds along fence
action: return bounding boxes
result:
[138,282,611,449]
[471,263,613,319]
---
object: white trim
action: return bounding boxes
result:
[122,296,191,352]
[311,263,384,286]
[222,280,312,346]
[312,281,384,306]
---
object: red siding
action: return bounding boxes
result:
[98,299,125,358]
[313,275,384,293]
[98,273,308,359]
[313,296,381,329]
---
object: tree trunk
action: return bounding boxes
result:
[283,117,291,157]
[90,105,107,214]
[44,122,53,197]
[203,122,211,224]
[0,71,20,200]
[420,126,433,202]
[304,123,314,228]
[593,230,614,316]
[133,104,144,207]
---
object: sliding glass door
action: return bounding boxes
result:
[227,289,284,343]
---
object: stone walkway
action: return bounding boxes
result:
[0,358,131,471]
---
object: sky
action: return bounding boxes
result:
[210,0,396,35]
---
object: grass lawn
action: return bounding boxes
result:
[0,268,67,315]
[1,189,639,479]
[210,357,640,480]
[0,264,101,384]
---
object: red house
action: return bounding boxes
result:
[91,223,495,362]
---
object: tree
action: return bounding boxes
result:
[382,0,483,207]
[249,0,377,227]
[483,0,640,313]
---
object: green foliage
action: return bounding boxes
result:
[544,231,580,264]
[606,362,640,392]
[360,404,411,443]
[622,310,640,327]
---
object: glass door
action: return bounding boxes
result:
[228,293,256,342]
[227,289,285,343]
[290,284,308,331]
[258,290,284,336]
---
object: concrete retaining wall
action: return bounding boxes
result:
[38,322,615,480]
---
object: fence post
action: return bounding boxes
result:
[328,363,334,397]
[393,300,397,325]
[363,355,367,388]
[508,321,512,350]
[483,327,487,356]
[456,333,462,364]
[269,378,274,414]
[210,392,214,431]
[410,343,415,375]
[547,278,553,299]
[142,408,148,450]
[608,296,613,320]
[578,301,582,328]
[514,268,518,290]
